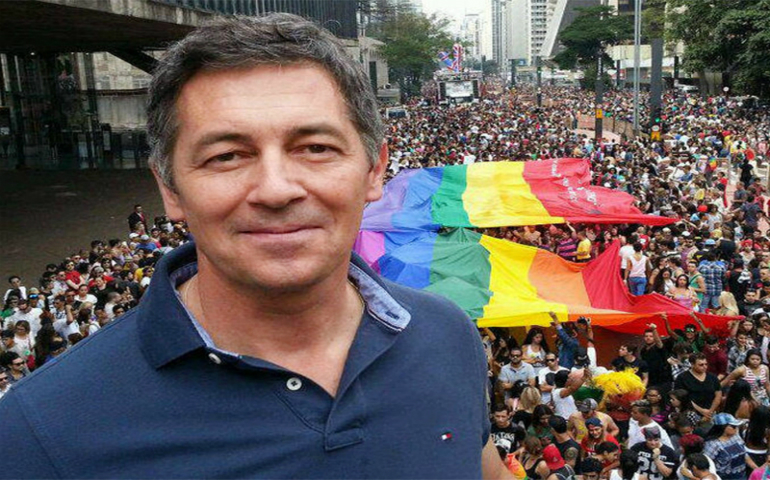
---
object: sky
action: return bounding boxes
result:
[420,0,485,32]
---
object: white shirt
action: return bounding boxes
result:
[627,419,674,450]
[5,308,43,335]
[552,388,578,419]
[538,366,568,404]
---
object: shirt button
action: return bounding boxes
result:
[286,377,303,391]
[208,353,222,365]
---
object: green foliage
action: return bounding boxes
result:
[642,0,667,41]
[553,5,633,70]
[371,9,454,99]
[668,0,770,95]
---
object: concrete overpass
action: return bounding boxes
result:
[0,0,213,72]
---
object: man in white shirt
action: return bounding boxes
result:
[4,298,42,334]
[538,353,568,404]
[627,400,674,450]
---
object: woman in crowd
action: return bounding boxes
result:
[512,386,542,430]
[645,387,670,425]
[527,404,555,446]
[715,291,740,317]
[703,414,747,480]
[723,349,770,406]
[668,274,699,310]
[518,435,550,480]
[744,406,770,472]
[668,389,701,427]
[722,378,758,420]
[522,328,549,376]
[13,320,34,364]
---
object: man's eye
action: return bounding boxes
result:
[211,152,237,162]
[307,145,331,154]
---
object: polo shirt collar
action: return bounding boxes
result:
[137,242,411,369]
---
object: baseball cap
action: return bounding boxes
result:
[681,231,691,238]
[585,417,602,428]
[643,426,662,440]
[28,288,40,295]
[140,234,150,241]
[704,238,716,246]
[494,438,512,453]
[713,412,745,426]
[128,232,139,239]
[577,399,598,413]
[543,444,565,470]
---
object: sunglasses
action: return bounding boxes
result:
[11,361,24,366]
[546,358,557,362]
[510,354,521,358]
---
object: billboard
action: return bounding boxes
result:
[445,81,474,98]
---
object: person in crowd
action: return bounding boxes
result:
[512,385,542,429]
[640,322,672,391]
[722,348,770,406]
[522,327,550,376]
[744,406,770,472]
[543,443,575,480]
[630,426,678,480]
[677,434,717,480]
[548,416,580,472]
[499,347,537,408]
[645,386,670,424]
[703,413,747,480]
[625,243,651,295]
[519,435,550,480]
[628,400,675,450]
[539,350,569,404]
[702,335,728,380]
[611,344,649,386]
[674,353,723,423]
[568,398,620,443]
[528,404,556,446]
[491,403,526,454]
[579,417,620,457]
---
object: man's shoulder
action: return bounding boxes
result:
[6,309,143,400]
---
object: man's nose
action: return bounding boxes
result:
[244,151,307,209]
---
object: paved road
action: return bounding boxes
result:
[1,169,165,287]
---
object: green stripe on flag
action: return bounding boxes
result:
[425,228,492,320]
[431,165,472,227]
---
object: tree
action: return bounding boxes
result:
[668,0,770,96]
[371,10,454,99]
[552,5,633,86]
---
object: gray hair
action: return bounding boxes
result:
[147,13,384,189]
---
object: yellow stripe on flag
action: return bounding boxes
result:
[463,162,564,227]
[478,235,569,327]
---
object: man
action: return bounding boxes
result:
[127,204,147,232]
[702,335,728,380]
[549,416,580,472]
[686,454,720,480]
[579,417,620,459]
[698,252,726,311]
[499,347,536,406]
[639,321,671,390]
[568,399,620,443]
[611,344,649,386]
[630,427,678,480]
[3,297,42,335]
[668,343,693,380]
[627,400,674,450]
[538,351,568,404]
[491,404,525,455]
[739,288,762,316]
[674,354,722,425]
[0,369,11,400]
[550,313,579,368]
[0,15,507,478]
[3,275,26,302]
[543,444,575,480]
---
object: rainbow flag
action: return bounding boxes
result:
[354,229,731,334]
[362,160,675,231]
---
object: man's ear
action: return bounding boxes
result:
[152,168,185,222]
[365,141,388,203]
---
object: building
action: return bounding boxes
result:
[461,13,484,61]
[540,0,601,59]
[0,0,389,170]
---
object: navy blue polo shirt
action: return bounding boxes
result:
[0,243,489,479]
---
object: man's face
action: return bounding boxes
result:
[587,424,603,439]
[693,359,708,374]
[645,437,661,450]
[156,64,386,292]
[685,327,696,339]
[746,291,758,303]
[643,331,654,345]
[9,277,20,288]
[493,410,510,428]
[510,351,522,366]
[10,357,24,372]
[545,354,558,369]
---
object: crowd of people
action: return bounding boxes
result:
[4,82,770,478]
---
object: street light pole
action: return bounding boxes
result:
[633,0,642,135]
[536,55,542,107]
